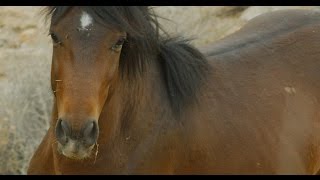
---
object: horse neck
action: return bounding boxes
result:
[97,59,174,146]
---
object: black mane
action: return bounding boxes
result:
[44,6,209,117]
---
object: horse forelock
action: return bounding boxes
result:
[44,6,209,118]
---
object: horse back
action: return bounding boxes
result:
[187,9,320,174]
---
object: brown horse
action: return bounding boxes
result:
[27,6,320,174]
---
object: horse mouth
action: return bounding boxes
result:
[57,140,96,160]
[62,151,89,160]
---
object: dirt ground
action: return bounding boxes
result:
[0,6,318,174]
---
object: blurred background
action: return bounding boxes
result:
[0,6,319,174]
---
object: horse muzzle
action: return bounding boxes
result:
[55,118,99,160]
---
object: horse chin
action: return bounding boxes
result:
[57,141,96,160]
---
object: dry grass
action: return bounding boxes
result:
[0,48,52,174]
[0,6,52,174]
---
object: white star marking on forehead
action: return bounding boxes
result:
[80,11,93,30]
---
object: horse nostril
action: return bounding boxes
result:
[82,120,99,146]
[55,119,70,145]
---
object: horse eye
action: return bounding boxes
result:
[49,32,61,45]
[111,37,126,52]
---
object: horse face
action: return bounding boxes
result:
[49,7,126,160]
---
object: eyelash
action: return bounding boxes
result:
[111,37,127,52]
[49,32,61,46]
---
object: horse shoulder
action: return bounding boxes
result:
[27,127,56,175]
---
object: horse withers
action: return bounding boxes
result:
[27,7,320,174]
